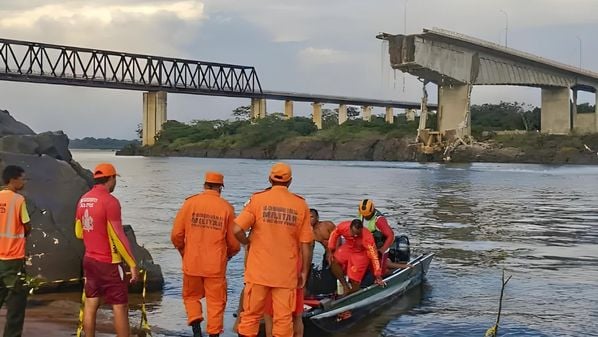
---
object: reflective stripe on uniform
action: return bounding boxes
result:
[0,193,24,239]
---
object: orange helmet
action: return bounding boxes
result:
[358,199,375,217]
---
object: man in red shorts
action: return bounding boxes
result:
[75,163,139,337]
[328,219,385,295]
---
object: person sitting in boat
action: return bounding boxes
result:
[328,219,385,295]
[358,199,395,270]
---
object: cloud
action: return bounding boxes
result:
[298,47,353,65]
[1,0,598,139]
[0,1,204,28]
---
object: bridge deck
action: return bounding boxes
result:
[0,37,430,110]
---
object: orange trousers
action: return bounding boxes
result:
[182,274,227,335]
[238,282,296,337]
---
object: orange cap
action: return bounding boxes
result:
[93,163,119,179]
[205,171,224,185]
[269,162,292,183]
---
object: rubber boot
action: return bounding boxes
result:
[191,320,202,337]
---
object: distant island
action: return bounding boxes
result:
[70,137,139,150]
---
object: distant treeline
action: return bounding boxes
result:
[126,101,596,151]
[70,137,139,149]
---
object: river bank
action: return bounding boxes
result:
[117,132,598,165]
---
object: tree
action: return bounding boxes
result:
[470,101,539,134]
[136,123,143,139]
[322,108,338,129]
[347,106,360,120]
[232,106,251,121]
[577,103,596,113]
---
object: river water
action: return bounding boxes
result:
[69,150,598,337]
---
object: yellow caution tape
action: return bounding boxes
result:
[76,282,86,337]
[484,325,497,337]
[138,269,152,336]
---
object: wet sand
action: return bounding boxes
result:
[0,293,141,337]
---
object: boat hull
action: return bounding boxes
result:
[304,252,434,334]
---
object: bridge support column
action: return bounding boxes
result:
[250,98,267,120]
[385,107,394,124]
[338,104,348,125]
[541,87,571,134]
[142,91,167,146]
[251,98,260,120]
[406,109,416,121]
[284,100,294,119]
[312,103,322,129]
[362,106,372,121]
[438,84,472,137]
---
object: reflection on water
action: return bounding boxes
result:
[64,151,598,337]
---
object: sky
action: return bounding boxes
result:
[0,0,597,139]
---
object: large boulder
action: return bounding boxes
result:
[0,110,34,136]
[0,110,163,292]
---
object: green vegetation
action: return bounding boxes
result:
[123,102,596,159]
[471,101,540,135]
[69,137,139,149]
[470,101,596,137]
[150,107,426,153]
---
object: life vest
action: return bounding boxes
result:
[0,190,27,259]
[360,209,386,249]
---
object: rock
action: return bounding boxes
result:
[0,110,35,136]
[0,132,72,162]
[0,110,163,293]
[275,138,334,160]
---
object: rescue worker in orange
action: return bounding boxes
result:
[329,219,385,295]
[171,171,240,337]
[263,254,304,337]
[234,162,313,337]
[357,199,395,271]
[0,165,31,337]
[75,163,139,337]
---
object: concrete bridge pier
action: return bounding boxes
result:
[541,87,571,134]
[572,88,598,134]
[251,98,267,120]
[284,100,294,119]
[142,91,167,146]
[312,103,323,129]
[362,106,372,121]
[406,109,416,121]
[385,107,394,124]
[338,104,348,125]
[437,84,472,137]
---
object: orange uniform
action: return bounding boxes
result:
[329,221,382,283]
[236,181,313,337]
[264,254,304,316]
[171,185,240,335]
[0,190,30,260]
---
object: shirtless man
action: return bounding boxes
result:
[309,208,336,264]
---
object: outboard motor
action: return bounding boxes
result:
[389,235,410,263]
